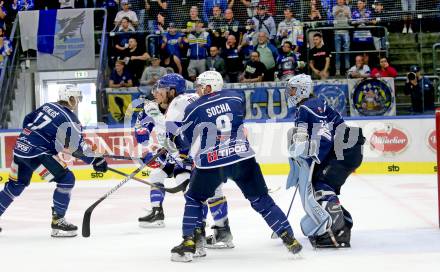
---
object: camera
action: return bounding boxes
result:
[407,72,416,81]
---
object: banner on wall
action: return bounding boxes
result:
[19,9,96,71]
[348,78,396,116]
[0,117,437,180]
[106,80,351,124]
[313,80,348,116]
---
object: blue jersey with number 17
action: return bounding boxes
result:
[179,90,255,169]
[13,102,94,164]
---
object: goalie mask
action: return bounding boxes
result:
[286,74,313,107]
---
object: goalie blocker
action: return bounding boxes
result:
[285,74,365,248]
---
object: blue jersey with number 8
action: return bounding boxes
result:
[177,90,255,169]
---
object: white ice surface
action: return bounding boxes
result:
[0,174,439,272]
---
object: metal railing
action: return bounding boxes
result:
[0,18,20,128]
[96,8,108,123]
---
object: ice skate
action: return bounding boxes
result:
[206,220,235,249]
[171,237,196,262]
[194,227,207,257]
[51,208,77,238]
[138,206,165,228]
[280,231,302,255]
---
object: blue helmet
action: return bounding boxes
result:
[157,73,186,95]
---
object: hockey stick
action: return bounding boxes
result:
[81,148,167,238]
[271,185,299,239]
[107,167,189,194]
[103,154,139,160]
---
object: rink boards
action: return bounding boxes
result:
[0,116,436,183]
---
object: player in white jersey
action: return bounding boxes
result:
[135,74,234,251]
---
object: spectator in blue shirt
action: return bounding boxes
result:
[161,23,183,59]
[202,0,227,23]
[0,1,7,30]
[352,0,372,25]
[109,60,134,88]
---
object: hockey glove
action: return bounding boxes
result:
[92,157,108,173]
[142,150,168,168]
[135,122,155,144]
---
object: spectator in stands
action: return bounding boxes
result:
[277,6,303,52]
[239,19,257,63]
[306,0,325,49]
[113,17,134,62]
[206,45,226,77]
[401,0,415,33]
[252,4,276,43]
[140,57,168,92]
[227,0,248,26]
[140,0,168,32]
[255,31,278,81]
[243,0,259,18]
[332,0,351,76]
[208,5,227,48]
[404,65,435,113]
[184,21,211,81]
[370,56,397,78]
[347,55,370,78]
[0,32,12,65]
[258,0,275,16]
[203,0,227,23]
[185,6,201,32]
[307,0,324,22]
[240,50,266,83]
[114,0,139,29]
[0,1,7,30]
[160,46,183,74]
[222,34,243,83]
[371,0,388,51]
[109,60,134,88]
[276,41,300,81]
[120,37,151,85]
[223,9,241,44]
[161,23,183,60]
[308,32,331,79]
[352,0,372,25]
[16,0,34,11]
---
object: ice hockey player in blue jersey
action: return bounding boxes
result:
[0,85,108,237]
[135,73,234,250]
[168,71,302,262]
[285,74,365,248]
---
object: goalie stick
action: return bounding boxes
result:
[81,149,167,238]
[271,185,299,239]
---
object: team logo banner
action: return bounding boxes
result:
[348,78,396,116]
[19,9,95,71]
[313,80,348,116]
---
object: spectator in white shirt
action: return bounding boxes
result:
[114,0,139,29]
[347,55,371,78]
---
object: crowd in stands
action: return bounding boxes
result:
[105,0,439,88]
[0,0,437,92]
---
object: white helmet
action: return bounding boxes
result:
[195,71,224,93]
[58,85,82,102]
[286,74,313,107]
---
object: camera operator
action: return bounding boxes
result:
[404,65,435,114]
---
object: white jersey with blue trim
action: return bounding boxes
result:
[178,90,255,169]
[13,102,94,164]
[136,93,199,148]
